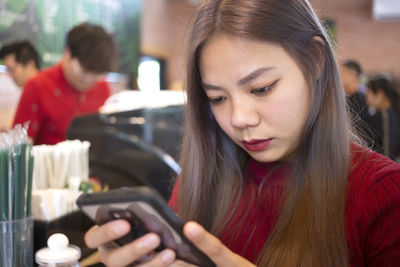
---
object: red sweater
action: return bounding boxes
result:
[169,145,400,266]
[13,63,110,145]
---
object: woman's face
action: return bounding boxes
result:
[199,34,311,162]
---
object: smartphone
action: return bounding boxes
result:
[77,186,215,267]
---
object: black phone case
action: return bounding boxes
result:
[77,186,215,267]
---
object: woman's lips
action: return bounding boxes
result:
[241,139,272,152]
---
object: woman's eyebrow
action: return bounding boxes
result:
[202,66,275,90]
[202,82,222,91]
[237,67,275,86]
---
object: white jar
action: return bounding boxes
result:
[35,233,81,267]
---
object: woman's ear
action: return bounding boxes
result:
[310,35,326,79]
[312,35,325,44]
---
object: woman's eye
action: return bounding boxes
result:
[251,81,278,96]
[208,96,226,104]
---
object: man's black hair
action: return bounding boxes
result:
[0,41,41,69]
[368,76,398,105]
[342,59,362,77]
[66,22,116,73]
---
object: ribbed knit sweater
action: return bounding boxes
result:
[169,144,400,266]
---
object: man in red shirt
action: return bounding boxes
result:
[13,22,116,145]
[0,41,40,132]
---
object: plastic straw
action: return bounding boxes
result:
[26,144,33,217]
[7,146,12,221]
[12,143,21,220]
[0,148,8,220]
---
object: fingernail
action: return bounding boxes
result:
[112,221,129,235]
[143,234,159,248]
[162,250,175,263]
[187,222,202,237]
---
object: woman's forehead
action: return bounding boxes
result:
[199,35,292,78]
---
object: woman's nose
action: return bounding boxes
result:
[231,99,260,129]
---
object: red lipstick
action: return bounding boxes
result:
[241,139,272,152]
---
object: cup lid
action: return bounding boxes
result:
[35,233,81,264]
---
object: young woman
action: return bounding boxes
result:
[84,0,400,266]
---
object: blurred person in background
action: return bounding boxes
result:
[340,59,368,120]
[0,41,40,131]
[340,59,381,151]
[366,76,400,160]
[12,22,117,145]
[0,40,40,87]
[0,70,20,132]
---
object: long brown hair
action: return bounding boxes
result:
[178,0,350,266]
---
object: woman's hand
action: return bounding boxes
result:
[84,219,176,266]
[170,221,256,267]
[84,219,255,267]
